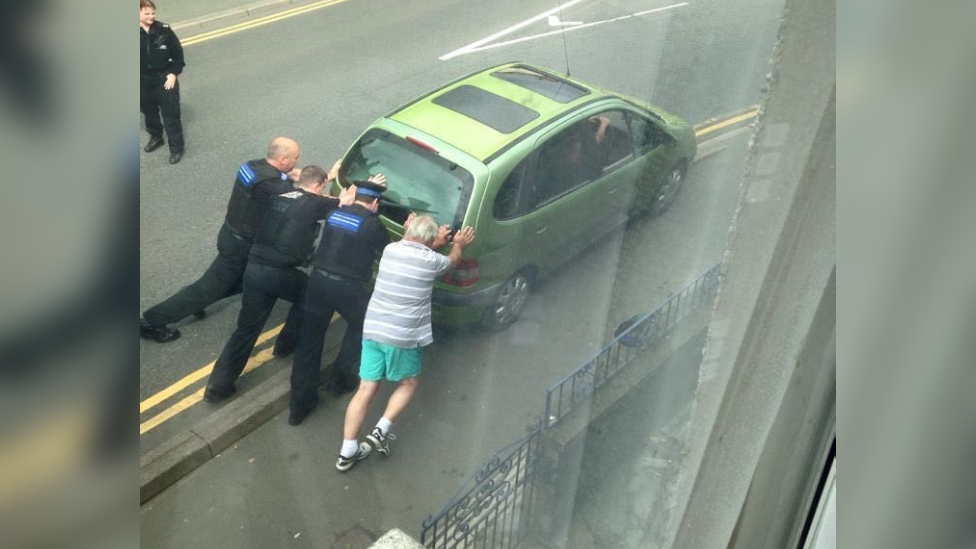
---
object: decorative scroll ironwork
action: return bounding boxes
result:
[544,262,722,428]
[421,429,541,549]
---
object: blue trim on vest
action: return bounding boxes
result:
[326,210,364,233]
[238,163,257,187]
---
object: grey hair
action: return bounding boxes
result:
[405,215,439,243]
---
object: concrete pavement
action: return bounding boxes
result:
[139,317,710,549]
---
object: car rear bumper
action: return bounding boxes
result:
[431,282,503,325]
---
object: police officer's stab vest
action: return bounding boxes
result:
[250,191,323,268]
[224,160,290,240]
[312,204,380,282]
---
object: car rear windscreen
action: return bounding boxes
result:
[491,66,590,104]
[341,129,474,229]
[432,85,540,134]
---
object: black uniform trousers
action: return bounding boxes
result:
[206,262,306,395]
[140,76,184,153]
[290,269,369,415]
[144,223,250,326]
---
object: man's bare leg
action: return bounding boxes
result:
[343,379,379,441]
[380,376,420,423]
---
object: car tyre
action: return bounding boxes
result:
[632,164,686,219]
[648,166,684,217]
[482,272,531,330]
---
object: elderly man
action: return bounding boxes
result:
[336,214,475,471]
[141,137,303,343]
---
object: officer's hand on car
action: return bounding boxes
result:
[164,73,178,90]
[338,183,357,206]
[367,173,387,188]
[452,226,476,249]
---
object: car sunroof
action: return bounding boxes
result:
[491,66,590,104]
[432,85,540,134]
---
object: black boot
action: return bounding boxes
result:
[203,385,236,403]
[144,136,165,153]
[140,317,180,343]
[288,398,318,426]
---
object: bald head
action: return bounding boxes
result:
[266,137,301,172]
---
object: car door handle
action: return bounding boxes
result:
[607,185,618,194]
[534,222,548,234]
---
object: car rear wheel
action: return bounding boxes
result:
[483,273,531,330]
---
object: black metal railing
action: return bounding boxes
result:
[421,429,542,549]
[420,262,721,548]
[543,262,721,428]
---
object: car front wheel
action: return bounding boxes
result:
[631,165,685,219]
[482,273,531,330]
[648,166,684,217]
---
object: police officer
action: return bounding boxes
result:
[203,166,357,402]
[140,0,186,164]
[140,137,302,343]
[288,178,391,425]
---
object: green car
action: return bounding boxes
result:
[337,62,696,328]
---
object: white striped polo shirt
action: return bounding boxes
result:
[363,240,452,348]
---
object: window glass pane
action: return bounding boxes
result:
[592,110,635,169]
[341,129,473,227]
[494,160,531,219]
[136,1,835,548]
[432,85,540,134]
[629,112,672,152]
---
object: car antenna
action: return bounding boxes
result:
[558,1,572,77]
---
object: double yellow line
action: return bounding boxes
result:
[140,324,284,434]
[182,0,354,47]
[695,107,759,137]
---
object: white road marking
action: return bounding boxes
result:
[440,2,689,61]
[439,0,594,61]
[548,15,583,27]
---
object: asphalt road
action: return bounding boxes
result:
[140,0,781,453]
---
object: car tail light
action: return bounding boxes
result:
[406,136,439,154]
[442,258,480,287]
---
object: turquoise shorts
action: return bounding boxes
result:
[360,340,423,382]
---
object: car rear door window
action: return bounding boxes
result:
[531,111,634,203]
[494,109,638,220]
[494,158,534,220]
